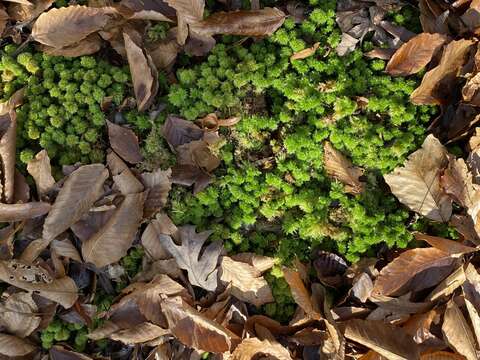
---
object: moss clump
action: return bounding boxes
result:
[41,318,87,351]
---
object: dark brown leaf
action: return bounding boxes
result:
[141,168,172,217]
[162,115,204,149]
[107,120,143,164]
[171,164,213,194]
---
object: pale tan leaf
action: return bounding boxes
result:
[219,256,274,307]
[384,134,452,222]
[27,150,55,198]
[32,5,112,48]
[39,34,103,57]
[141,168,172,218]
[411,39,476,105]
[112,168,144,195]
[0,260,78,308]
[0,202,50,222]
[51,239,82,262]
[324,141,365,195]
[0,333,36,357]
[283,267,321,320]
[442,299,478,360]
[463,264,480,348]
[107,120,143,164]
[87,320,121,340]
[43,164,109,241]
[141,216,173,261]
[290,42,320,61]
[110,322,170,344]
[0,292,41,337]
[372,248,457,297]
[414,233,478,255]
[190,7,285,37]
[82,191,146,268]
[386,33,448,76]
[0,110,16,203]
[344,319,420,360]
[231,337,293,360]
[165,0,204,23]
[230,253,275,273]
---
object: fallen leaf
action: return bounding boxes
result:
[165,0,204,23]
[141,215,174,261]
[336,33,359,56]
[442,299,478,360]
[324,141,365,195]
[462,264,480,348]
[344,319,420,360]
[386,33,448,76]
[82,191,146,268]
[411,39,476,105]
[177,139,221,172]
[290,42,320,61]
[141,168,172,217]
[149,38,180,69]
[117,0,175,21]
[171,163,213,194]
[158,225,221,291]
[113,168,144,195]
[107,121,143,164]
[110,322,170,344]
[384,134,452,222]
[39,34,103,57]
[0,110,16,203]
[372,248,458,296]
[231,337,293,359]
[283,268,321,320]
[426,265,466,301]
[230,253,275,272]
[32,5,112,48]
[0,292,41,337]
[219,256,274,307]
[51,239,82,262]
[0,202,51,222]
[351,273,373,303]
[14,169,30,204]
[162,115,204,149]
[414,233,478,255]
[0,333,36,357]
[420,352,467,360]
[50,345,93,360]
[27,150,55,198]
[8,0,54,22]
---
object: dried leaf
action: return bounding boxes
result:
[161,296,240,353]
[51,239,82,262]
[43,164,108,241]
[384,135,452,222]
[141,215,174,261]
[113,168,144,195]
[158,225,221,291]
[231,337,293,360]
[177,139,221,172]
[230,253,275,273]
[32,5,112,48]
[420,352,467,360]
[27,150,55,198]
[14,169,30,204]
[82,191,146,268]
[411,39,476,105]
[283,268,321,320]
[442,299,478,360]
[141,168,172,217]
[0,333,36,357]
[344,319,420,360]
[0,110,16,203]
[149,38,180,70]
[386,33,448,76]
[110,322,170,344]
[0,260,78,308]
[39,34,103,57]
[8,0,54,22]
[462,264,480,349]
[290,42,320,61]
[372,248,457,296]
[0,292,41,337]
[324,141,365,195]
[50,345,93,360]
[107,121,143,164]
[219,256,274,307]
[0,202,50,222]
[190,7,285,37]
[162,115,204,149]
[171,163,213,194]
[414,233,478,255]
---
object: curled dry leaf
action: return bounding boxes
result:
[32,5,112,48]
[411,39,476,105]
[323,141,365,195]
[372,248,458,297]
[231,337,293,360]
[107,121,143,164]
[141,168,172,218]
[159,225,222,291]
[0,202,50,222]
[0,292,41,338]
[39,34,103,57]
[219,256,274,307]
[0,110,16,203]
[0,333,36,357]
[82,191,146,268]
[384,135,452,222]
[110,322,170,344]
[386,33,448,76]
[290,42,320,61]
[8,0,53,22]
[43,164,109,241]
[190,7,285,37]
[27,150,55,198]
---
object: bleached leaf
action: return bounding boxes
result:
[231,253,275,272]
[0,110,16,203]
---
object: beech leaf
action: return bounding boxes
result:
[141,168,172,218]
[414,233,478,255]
[0,292,41,338]
[50,346,93,360]
[162,115,204,149]
[0,333,36,357]
[107,121,143,164]
[27,150,55,198]
[386,33,448,76]
[0,202,51,222]
[283,267,321,320]
[231,337,293,360]
[109,322,170,344]
[141,214,175,261]
[384,134,452,222]
[463,264,480,347]
[39,34,103,57]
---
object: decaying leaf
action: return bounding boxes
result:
[107,121,143,164]
[158,225,221,291]
[0,292,41,338]
[141,214,176,260]
[162,115,204,149]
[384,135,452,222]
[0,110,16,203]
[171,164,213,194]
[0,202,51,222]
[50,346,93,360]
[386,33,448,76]
[231,337,293,359]
[0,333,36,357]
[219,256,274,307]
[110,322,170,344]
[27,150,55,198]
[141,168,172,217]
[290,42,320,61]
[324,141,365,195]
[414,233,478,255]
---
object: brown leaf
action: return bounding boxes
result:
[123,31,158,111]
[107,121,143,164]
[51,239,82,262]
[158,225,221,291]
[50,345,93,360]
[141,168,172,217]
[32,5,112,48]
[149,38,180,70]
[27,150,55,198]
[230,253,275,273]
[141,214,175,261]
[351,273,373,303]
[8,0,53,22]
[290,42,320,61]
[161,296,240,352]
[414,233,478,255]
[165,0,203,23]
[283,267,321,320]
[177,139,221,172]
[324,141,365,195]
[344,319,420,360]
[426,265,466,301]
[162,115,204,149]
[219,256,274,307]
[450,214,480,245]
[386,33,448,76]
[0,292,41,337]
[231,337,293,360]
[0,333,36,357]
[420,352,467,360]
[384,135,452,222]
[190,7,285,37]
[442,299,478,360]
[372,248,458,297]
[171,164,213,194]
[411,39,476,105]
[0,110,16,203]
[0,202,50,222]
[43,164,109,241]
[462,264,480,350]
[113,168,144,195]
[14,169,30,204]
[110,322,170,344]
[0,260,78,308]
[39,34,103,57]
[116,0,175,21]
[82,191,146,268]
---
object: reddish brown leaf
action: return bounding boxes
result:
[290,42,320,61]
[414,233,478,255]
[107,121,143,164]
[141,168,172,217]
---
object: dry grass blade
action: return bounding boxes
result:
[107,121,143,164]
[0,110,16,203]
[0,333,36,357]
[384,135,452,222]
[442,299,478,360]
[0,202,50,222]
[386,33,448,76]
[0,292,41,338]
[82,191,146,268]
[344,319,420,360]
[109,322,170,344]
[43,164,108,241]
[27,150,55,198]
[32,5,112,48]
[231,337,293,359]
